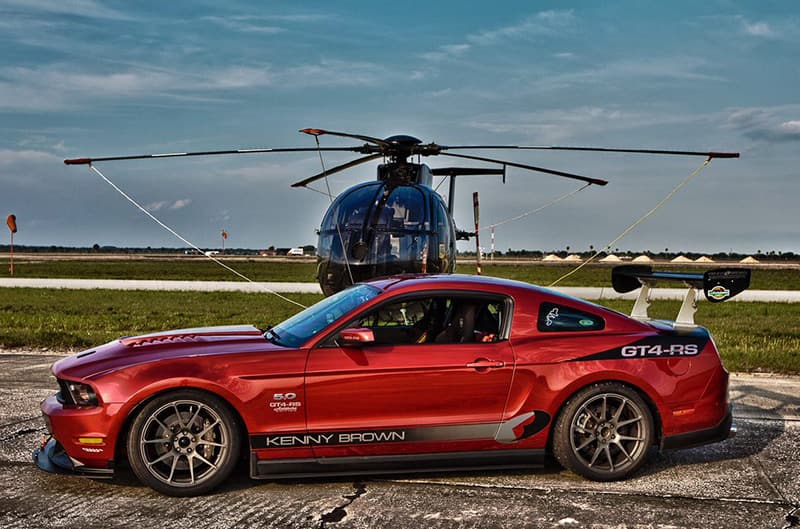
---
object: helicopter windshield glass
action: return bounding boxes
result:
[319,184,428,235]
[321,184,380,232]
[266,284,381,348]
[315,182,440,295]
[378,186,426,232]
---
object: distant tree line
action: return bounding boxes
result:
[1,244,797,261]
[457,248,798,261]
[0,244,316,256]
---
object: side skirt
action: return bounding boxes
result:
[250,449,545,480]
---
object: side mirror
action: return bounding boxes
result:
[338,328,375,346]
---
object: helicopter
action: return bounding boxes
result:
[65,128,739,295]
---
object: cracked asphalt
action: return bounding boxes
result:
[1,351,797,529]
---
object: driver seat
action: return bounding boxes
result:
[434,303,477,344]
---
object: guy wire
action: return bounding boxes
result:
[549,158,712,287]
[313,136,355,287]
[481,183,591,232]
[88,164,307,309]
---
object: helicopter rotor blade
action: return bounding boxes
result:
[441,145,740,159]
[291,153,384,188]
[299,128,391,149]
[438,152,608,186]
[430,167,506,176]
[64,146,363,165]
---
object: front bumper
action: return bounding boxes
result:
[661,405,736,450]
[34,393,121,479]
[34,437,114,479]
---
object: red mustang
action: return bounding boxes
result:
[34,267,749,496]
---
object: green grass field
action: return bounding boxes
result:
[2,258,798,289]
[1,288,797,373]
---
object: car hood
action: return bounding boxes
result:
[53,324,274,380]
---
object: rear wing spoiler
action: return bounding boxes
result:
[612,265,751,328]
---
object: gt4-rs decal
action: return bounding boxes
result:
[572,335,709,362]
[250,410,551,449]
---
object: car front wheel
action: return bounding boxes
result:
[553,382,654,481]
[127,390,240,496]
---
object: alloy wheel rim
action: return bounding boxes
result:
[569,393,647,474]
[139,399,229,487]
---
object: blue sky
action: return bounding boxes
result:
[1,0,798,254]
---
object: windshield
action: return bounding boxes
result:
[266,284,382,348]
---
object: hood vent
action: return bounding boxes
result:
[122,334,205,348]
[119,325,263,348]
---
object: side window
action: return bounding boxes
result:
[351,297,439,346]
[358,298,432,328]
[413,297,505,344]
[337,296,507,346]
[537,302,604,332]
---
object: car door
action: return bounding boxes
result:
[304,294,515,458]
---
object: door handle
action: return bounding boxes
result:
[466,358,505,369]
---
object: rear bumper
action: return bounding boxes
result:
[33,437,114,479]
[661,405,735,450]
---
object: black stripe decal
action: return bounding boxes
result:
[251,411,552,449]
[571,335,709,362]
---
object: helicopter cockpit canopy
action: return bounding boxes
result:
[316,181,455,296]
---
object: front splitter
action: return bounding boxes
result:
[33,437,114,479]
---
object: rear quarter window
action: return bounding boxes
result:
[537,302,605,332]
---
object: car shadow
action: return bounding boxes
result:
[632,381,791,478]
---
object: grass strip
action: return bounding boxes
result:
[1,259,798,290]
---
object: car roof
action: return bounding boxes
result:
[365,273,540,296]
[362,273,647,329]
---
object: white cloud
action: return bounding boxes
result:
[0,59,392,111]
[201,13,332,33]
[145,199,191,212]
[0,148,60,167]
[726,106,800,142]
[733,15,800,40]
[524,56,726,96]
[467,10,575,45]
[742,20,776,38]
[0,0,133,20]
[421,10,574,62]
[780,120,800,133]
[145,201,169,212]
[202,16,286,34]
[465,106,711,143]
[422,44,470,61]
[0,149,64,191]
[427,88,453,98]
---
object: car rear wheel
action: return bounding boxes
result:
[553,382,653,481]
[127,390,240,496]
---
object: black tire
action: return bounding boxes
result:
[126,389,241,496]
[553,382,654,481]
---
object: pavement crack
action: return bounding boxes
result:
[0,416,39,429]
[784,505,800,529]
[319,481,367,528]
[0,426,45,442]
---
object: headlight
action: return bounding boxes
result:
[58,379,99,407]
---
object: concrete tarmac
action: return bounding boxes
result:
[0,351,798,529]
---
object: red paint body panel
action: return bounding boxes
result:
[38,274,732,479]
